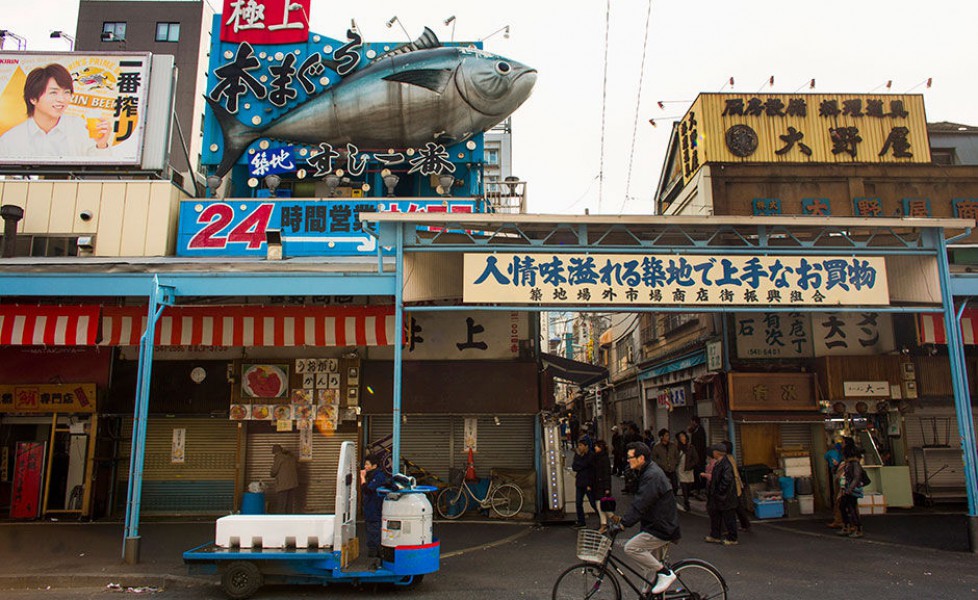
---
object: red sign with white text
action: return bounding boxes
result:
[10,442,45,519]
[221,0,311,44]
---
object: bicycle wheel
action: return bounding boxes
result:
[436,486,469,519]
[552,562,621,600]
[667,558,727,600]
[489,483,524,518]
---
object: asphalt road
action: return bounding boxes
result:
[5,512,978,599]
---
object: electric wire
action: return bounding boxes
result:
[623,0,655,215]
[597,0,612,213]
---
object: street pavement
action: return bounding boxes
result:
[2,509,978,599]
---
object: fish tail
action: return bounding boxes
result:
[206,97,262,177]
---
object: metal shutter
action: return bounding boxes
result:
[451,416,535,473]
[118,417,238,515]
[903,405,975,490]
[708,418,742,460]
[245,430,357,514]
[780,423,814,450]
[368,416,454,481]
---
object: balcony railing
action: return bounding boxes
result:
[484,178,527,214]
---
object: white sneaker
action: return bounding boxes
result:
[651,570,677,594]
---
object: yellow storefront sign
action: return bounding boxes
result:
[0,383,97,413]
[679,93,930,182]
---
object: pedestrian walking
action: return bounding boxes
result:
[593,439,614,533]
[651,429,679,492]
[360,453,389,557]
[824,437,845,528]
[622,423,642,494]
[838,444,867,538]
[704,444,740,546]
[721,440,752,531]
[270,444,299,513]
[569,415,580,449]
[675,431,698,511]
[572,438,597,528]
[687,416,708,496]
[606,441,681,597]
[611,425,624,476]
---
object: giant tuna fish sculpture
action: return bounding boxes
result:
[207,28,537,176]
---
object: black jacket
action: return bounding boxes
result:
[707,457,739,510]
[689,425,707,468]
[572,450,595,489]
[620,461,681,542]
[593,451,612,495]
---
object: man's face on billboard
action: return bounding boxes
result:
[31,78,72,121]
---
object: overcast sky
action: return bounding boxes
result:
[4,0,977,214]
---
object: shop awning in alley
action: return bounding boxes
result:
[540,352,608,387]
[918,310,978,345]
[0,304,101,345]
[101,305,396,347]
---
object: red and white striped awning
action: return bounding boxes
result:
[101,305,396,347]
[0,305,101,345]
[917,310,978,345]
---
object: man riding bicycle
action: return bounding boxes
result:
[609,441,681,598]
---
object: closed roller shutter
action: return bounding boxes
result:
[708,419,742,460]
[903,404,977,491]
[451,416,535,473]
[118,417,239,515]
[367,416,454,481]
[246,430,357,514]
[780,423,814,451]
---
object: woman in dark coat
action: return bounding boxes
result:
[705,444,740,545]
[839,444,866,538]
[593,439,613,532]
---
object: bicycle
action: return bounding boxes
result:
[552,527,727,599]
[435,471,524,519]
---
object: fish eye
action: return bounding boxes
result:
[495,61,512,75]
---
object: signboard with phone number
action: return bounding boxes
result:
[177,199,477,257]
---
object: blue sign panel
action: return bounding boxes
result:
[177,199,478,257]
[248,145,296,177]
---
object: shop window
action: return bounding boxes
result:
[156,22,180,42]
[102,22,126,42]
[0,235,79,257]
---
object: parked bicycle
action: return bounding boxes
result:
[552,528,727,599]
[435,471,524,519]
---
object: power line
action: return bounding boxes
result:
[623,0,654,215]
[597,0,611,213]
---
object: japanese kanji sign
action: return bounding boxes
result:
[0,384,97,413]
[735,312,895,358]
[178,198,477,257]
[728,372,816,411]
[680,93,930,182]
[463,254,890,306]
[221,0,311,45]
[0,53,151,166]
[373,310,525,361]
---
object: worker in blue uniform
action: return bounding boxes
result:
[360,453,389,558]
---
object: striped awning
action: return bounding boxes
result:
[101,305,396,347]
[917,310,978,345]
[0,305,101,345]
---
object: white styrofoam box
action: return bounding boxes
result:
[870,504,888,515]
[857,495,873,506]
[798,495,814,515]
[784,466,813,478]
[216,515,335,549]
[780,457,811,470]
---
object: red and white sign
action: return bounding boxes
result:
[0,306,100,346]
[918,310,978,345]
[101,305,395,347]
[221,0,311,45]
[10,442,45,519]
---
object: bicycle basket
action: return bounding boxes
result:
[576,529,613,563]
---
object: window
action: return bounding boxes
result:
[615,338,634,372]
[102,22,126,41]
[484,149,499,165]
[639,314,658,344]
[156,22,180,42]
[663,313,696,335]
[0,235,80,257]
[931,148,957,166]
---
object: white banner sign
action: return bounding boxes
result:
[844,381,890,397]
[371,311,525,360]
[736,312,895,359]
[171,428,186,464]
[736,312,814,358]
[464,254,889,306]
[811,312,895,356]
[464,417,478,452]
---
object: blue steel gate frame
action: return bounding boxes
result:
[2,215,978,556]
[364,213,978,550]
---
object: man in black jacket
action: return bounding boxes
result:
[571,438,596,528]
[705,444,740,545]
[610,442,680,597]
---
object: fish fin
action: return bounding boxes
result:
[205,96,262,178]
[374,27,442,61]
[383,69,454,94]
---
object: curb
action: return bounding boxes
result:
[0,573,214,591]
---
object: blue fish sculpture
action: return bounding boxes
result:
[208,28,537,176]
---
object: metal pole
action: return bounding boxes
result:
[391,224,405,475]
[123,277,169,563]
[934,230,978,551]
[720,313,737,451]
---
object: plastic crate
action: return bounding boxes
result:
[753,498,785,519]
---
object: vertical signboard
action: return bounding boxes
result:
[10,442,45,519]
